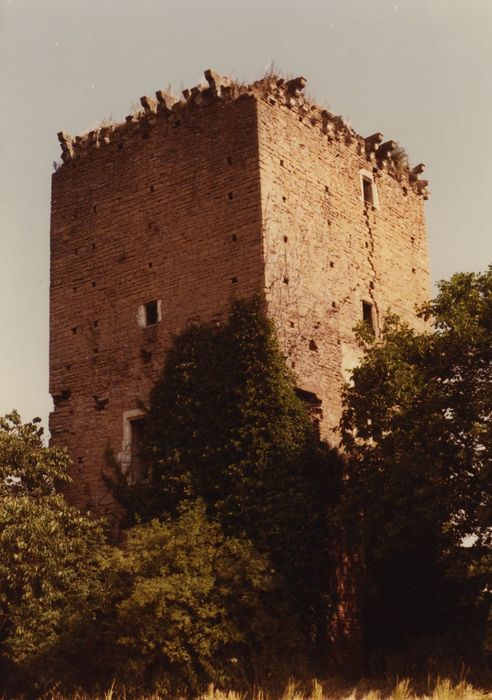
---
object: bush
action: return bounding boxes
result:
[110,501,273,694]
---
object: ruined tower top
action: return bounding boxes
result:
[57,68,428,200]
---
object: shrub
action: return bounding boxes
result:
[110,500,273,694]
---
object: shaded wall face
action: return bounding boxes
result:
[257,99,430,441]
[50,96,264,510]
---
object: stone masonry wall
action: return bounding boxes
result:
[255,80,430,440]
[50,90,264,511]
[50,70,430,509]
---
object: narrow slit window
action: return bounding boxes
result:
[362,301,375,333]
[130,417,148,483]
[145,301,158,325]
[120,411,149,484]
[362,177,373,205]
[359,169,378,208]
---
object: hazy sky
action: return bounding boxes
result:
[1,0,491,432]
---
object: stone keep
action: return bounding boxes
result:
[50,70,430,510]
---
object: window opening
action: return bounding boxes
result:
[130,417,148,483]
[362,301,375,333]
[295,388,323,437]
[359,169,379,208]
[120,411,149,484]
[145,301,158,325]
[362,177,373,204]
[138,300,161,327]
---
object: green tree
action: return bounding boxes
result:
[0,411,114,692]
[111,500,273,694]
[119,297,339,665]
[340,268,492,660]
[0,412,277,694]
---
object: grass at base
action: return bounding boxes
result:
[22,678,491,700]
[198,678,492,700]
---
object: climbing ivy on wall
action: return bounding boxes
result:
[116,296,341,661]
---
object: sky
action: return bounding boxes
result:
[0,0,491,432]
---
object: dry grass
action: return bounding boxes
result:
[197,679,491,700]
[26,678,491,700]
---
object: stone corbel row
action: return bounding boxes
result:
[56,67,430,201]
[267,75,356,144]
[408,163,428,197]
[58,125,119,163]
[57,69,236,163]
[180,69,236,108]
[363,132,428,197]
[136,69,236,124]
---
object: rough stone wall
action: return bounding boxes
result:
[50,91,264,510]
[255,81,430,440]
[50,70,430,509]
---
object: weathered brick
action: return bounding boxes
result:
[50,71,430,512]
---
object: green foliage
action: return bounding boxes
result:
[0,413,279,695]
[0,410,70,497]
[340,268,492,655]
[110,501,273,694]
[115,297,339,664]
[2,265,491,693]
[0,412,114,692]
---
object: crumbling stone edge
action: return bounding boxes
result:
[57,69,429,199]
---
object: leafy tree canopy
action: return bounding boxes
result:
[111,500,273,694]
[0,412,113,692]
[0,410,69,497]
[0,414,274,695]
[340,267,492,653]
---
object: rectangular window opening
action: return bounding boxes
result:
[120,411,149,484]
[362,301,375,333]
[362,176,374,205]
[145,301,158,325]
[130,417,148,483]
[360,169,378,208]
[295,387,323,438]
[138,300,161,327]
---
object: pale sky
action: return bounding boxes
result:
[1,0,491,432]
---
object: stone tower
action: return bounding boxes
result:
[50,70,430,510]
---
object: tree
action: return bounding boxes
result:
[111,500,273,694]
[340,267,492,660]
[119,297,339,666]
[0,411,113,692]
